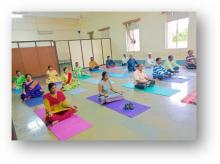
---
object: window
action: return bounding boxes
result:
[167,17,189,49]
[101,30,110,38]
[98,27,110,38]
[126,28,140,52]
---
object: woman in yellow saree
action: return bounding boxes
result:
[61,67,80,91]
[44,83,78,125]
[46,65,61,84]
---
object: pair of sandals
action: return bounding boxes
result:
[124,102,134,110]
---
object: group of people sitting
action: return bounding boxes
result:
[89,56,116,71]
[12,50,196,126]
[122,50,196,72]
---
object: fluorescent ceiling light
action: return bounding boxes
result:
[12,13,23,18]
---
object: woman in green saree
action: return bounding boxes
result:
[12,70,25,89]
[61,67,80,91]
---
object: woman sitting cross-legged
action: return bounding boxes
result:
[153,57,172,80]
[12,70,26,89]
[133,64,155,89]
[21,74,44,101]
[46,65,61,84]
[61,67,80,91]
[44,83,78,126]
[98,71,123,104]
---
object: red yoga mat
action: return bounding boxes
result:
[181,91,197,104]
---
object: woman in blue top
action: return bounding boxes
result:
[98,71,123,104]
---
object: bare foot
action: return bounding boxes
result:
[52,120,59,125]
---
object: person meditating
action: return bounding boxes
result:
[185,50,196,69]
[12,70,25,90]
[89,57,99,71]
[61,67,80,91]
[98,71,123,105]
[106,56,115,68]
[133,64,155,89]
[146,52,155,67]
[43,83,78,126]
[21,74,44,101]
[73,62,88,77]
[46,65,61,84]
[153,57,172,80]
[127,54,138,72]
[121,54,128,66]
[163,55,180,73]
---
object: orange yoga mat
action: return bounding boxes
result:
[181,91,197,104]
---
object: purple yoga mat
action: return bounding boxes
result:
[87,95,150,118]
[35,108,92,141]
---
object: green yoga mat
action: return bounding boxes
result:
[122,82,180,96]
[73,74,92,80]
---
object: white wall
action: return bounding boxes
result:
[12,12,196,60]
[12,16,81,41]
[78,12,197,60]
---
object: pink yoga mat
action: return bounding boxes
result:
[181,91,197,104]
[35,108,92,141]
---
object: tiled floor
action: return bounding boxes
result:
[12,66,197,141]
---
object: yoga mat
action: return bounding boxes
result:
[67,87,88,95]
[122,82,180,97]
[82,78,115,85]
[87,95,150,118]
[162,77,189,83]
[73,74,92,80]
[12,88,22,94]
[181,91,197,104]
[35,108,92,141]
[109,72,129,78]
[78,75,92,80]
[25,96,43,107]
[107,66,121,70]
[55,82,62,89]
[89,69,104,73]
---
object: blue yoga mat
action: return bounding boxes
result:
[82,78,115,85]
[67,87,88,95]
[55,82,62,89]
[109,72,129,78]
[89,69,104,73]
[24,96,44,107]
[122,82,180,96]
[12,88,22,94]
